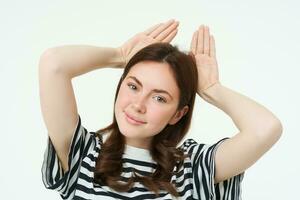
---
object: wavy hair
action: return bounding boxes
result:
[94,43,198,197]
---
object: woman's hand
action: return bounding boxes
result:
[117,19,179,68]
[189,25,221,98]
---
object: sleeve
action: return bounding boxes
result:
[181,137,245,199]
[41,114,101,200]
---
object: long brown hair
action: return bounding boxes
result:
[94,43,198,197]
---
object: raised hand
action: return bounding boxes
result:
[117,19,179,67]
[190,25,221,97]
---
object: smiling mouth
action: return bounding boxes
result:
[125,113,146,125]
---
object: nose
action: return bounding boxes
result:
[132,95,146,113]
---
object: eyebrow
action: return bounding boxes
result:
[126,76,173,100]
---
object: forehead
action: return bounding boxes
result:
[126,61,179,97]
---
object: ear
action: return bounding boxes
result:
[168,105,189,125]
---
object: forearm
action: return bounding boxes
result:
[40,45,124,78]
[200,83,283,136]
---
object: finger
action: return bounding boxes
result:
[190,31,198,54]
[203,26,210,55]
[144,23,162,35]
[155,21,179,41]
[149,19,175,38]
[197,25,204,54]
[210,35,216,58]
[162,29,178,43]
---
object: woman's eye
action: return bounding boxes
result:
[127,83,166,103]
[154,96,167,103]
[127,83,137,90]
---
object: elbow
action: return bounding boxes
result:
[273,119,283,140]
[39,48,56,64]
[38,48,61,73]
[257,119,283,145]
[269,117,283,138]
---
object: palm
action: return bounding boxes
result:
[118,19,179,67]
[190,25,220,96]
[195,54,219,93]
[119,33,157,65]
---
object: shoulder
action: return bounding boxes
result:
[178,137,230,159]
[178,138,204,153]
[178,138,197,150]
[72,115,104,157]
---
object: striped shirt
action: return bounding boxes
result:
[41,115,245,199]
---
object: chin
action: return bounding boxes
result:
[119,128,142,139]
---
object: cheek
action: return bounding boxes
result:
[144,109,174,136]
[116,86,131,109]
[147,107,172,127]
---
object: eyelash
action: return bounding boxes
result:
[127,83,167,103]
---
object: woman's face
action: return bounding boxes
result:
[114,60,188,149]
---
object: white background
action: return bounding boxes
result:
[0,0,298,199]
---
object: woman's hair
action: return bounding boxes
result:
[94,42,198,197]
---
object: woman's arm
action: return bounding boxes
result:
[201,83,283,183]
[42,45,124,78]
[39,45,125,173]
[189,25,283,184]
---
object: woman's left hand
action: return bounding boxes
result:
[189,25,221,97]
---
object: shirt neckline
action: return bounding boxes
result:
[124,144,153,162]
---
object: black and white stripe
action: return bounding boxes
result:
[41,115,245,199]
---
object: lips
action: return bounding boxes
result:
[125,112,146,124]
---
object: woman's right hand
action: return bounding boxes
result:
[117,19,179,68]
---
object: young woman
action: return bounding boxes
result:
[39,19,283,199]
